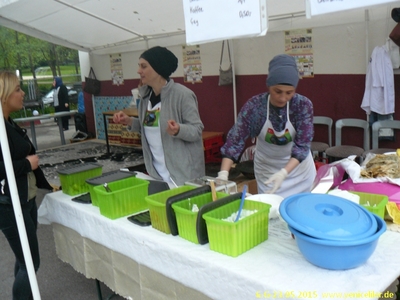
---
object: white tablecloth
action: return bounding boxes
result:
[38,191,400,300]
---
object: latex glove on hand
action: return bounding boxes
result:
[217,170,229,181]
[264,168,288,194]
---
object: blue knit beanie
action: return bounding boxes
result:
[266,54,299,88]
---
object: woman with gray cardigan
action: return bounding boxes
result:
[113,46,205,186]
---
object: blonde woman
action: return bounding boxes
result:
[0,71,54,299]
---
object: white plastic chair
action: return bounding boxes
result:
[325,118,370,162]
[311,116,333,161]
[362,120,400,156]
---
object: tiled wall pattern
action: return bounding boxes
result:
[93,96,132,139]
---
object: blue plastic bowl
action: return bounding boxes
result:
[288,214,386,270]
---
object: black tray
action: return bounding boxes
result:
[148,180,170,195]
[57,162,102,175]
[71,193,92,204]
[196,192,242,245]
[86,170,136,185]
[166,185,211,236]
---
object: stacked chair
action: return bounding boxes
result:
[311,116,333,162]
[325,118,370,163]
[363,119,400,157]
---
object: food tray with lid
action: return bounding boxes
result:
[280,193,386,270]
[171,191,228,244]
[145,186,196,234]
[279,193,378,241]
[202,199,271,257]
[86,170,136,206]
[57,163,102,196]
[93,177,149,220]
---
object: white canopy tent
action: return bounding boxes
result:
[0,1,400,299]
[0,0,398,55]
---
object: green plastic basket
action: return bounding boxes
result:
[86,170,136,207]
[94,177,149,220]
[58,163,102,196]
[172,192,228,244]
[145,186,195,234]
[203,199,271,257]
[349,191,388,219]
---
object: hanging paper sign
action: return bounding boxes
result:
[183,0,268,45]
[307,0,399,16]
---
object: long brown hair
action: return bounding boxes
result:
[0,71,19,105]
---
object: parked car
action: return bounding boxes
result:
[42,86,78,106]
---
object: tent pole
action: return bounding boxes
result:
[228,39,237,123]
[365,9,370,124]
[0,102,41,299]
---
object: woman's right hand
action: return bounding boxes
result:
[26,155,39,170]
[113,111,131,126]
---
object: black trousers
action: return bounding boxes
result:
[0,198,39,300]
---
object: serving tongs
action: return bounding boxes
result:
[103,183,112,193]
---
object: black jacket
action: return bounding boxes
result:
[0,118,52,204]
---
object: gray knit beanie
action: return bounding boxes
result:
[266,54,299,88]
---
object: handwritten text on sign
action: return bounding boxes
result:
[307,0,398,16]
[183,0,267,45]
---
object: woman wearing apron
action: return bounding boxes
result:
[218,54,316,198]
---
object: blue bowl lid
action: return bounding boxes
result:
[279,193,378,241]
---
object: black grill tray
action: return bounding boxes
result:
[166,185,211,236]
[57,162,102,175]
[86,170,136,185]
[196,192,242,245]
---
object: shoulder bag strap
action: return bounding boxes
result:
[220,40,232,68]
[89,67,97,79]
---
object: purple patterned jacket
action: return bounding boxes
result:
[221,92,314,163]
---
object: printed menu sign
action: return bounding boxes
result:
[183,0,268,45]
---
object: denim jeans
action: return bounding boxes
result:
[0,198,39,300]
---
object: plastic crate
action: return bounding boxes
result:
[203,133,224,150]
[93,177,149,219]
[202,199,271,257]
[204,146,222,163]
[349,191,388,219]
[171,191,228,244]
[86,170,136,207]
[145,186,195,234]
[57,163,102,196]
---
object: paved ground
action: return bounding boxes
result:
[25,117,79,151]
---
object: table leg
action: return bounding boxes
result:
[57,117,66,145]
[103,114,110,155]
[29,121,38,149]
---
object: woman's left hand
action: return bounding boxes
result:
[167,120,180,136]
[264,168,288,194]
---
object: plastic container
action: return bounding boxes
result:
[171,191,228,244]
[86,170,136,206]
[145,186,195,234]
[349,191,388,219]
[93,177,149,219]
[202,199,271,257]
[57,163,102,196]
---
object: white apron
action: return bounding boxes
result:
[254,97,316,198]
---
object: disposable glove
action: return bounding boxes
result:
[264,168,288,194]
[217,170,229,181]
